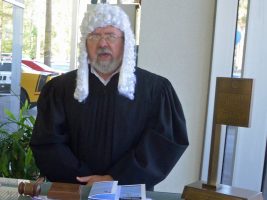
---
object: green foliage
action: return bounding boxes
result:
[1,2,13,53]
[0,101,39,180]
[23,21,38,59]
[1,0,72,61]
[2,40,12,53]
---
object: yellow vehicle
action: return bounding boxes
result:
[20,64,59,107]
[0,62,60,108]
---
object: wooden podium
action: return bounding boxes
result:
[182,77,263,200]
[183,181,263,200]
[47,182,81,200]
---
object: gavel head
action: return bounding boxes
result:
[18,182,41,197]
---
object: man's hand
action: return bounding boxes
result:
[76,175,113,186]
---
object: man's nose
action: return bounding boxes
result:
[98,37,108,47]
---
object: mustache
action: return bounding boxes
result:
[97,48,112,55]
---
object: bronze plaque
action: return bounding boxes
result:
[214,77,253,127]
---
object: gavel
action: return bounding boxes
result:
[18,177,44,197]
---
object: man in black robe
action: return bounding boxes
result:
[30,4,189,190]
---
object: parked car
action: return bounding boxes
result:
[0,70,11,94]
[0,53,12,62]
[0,62,12,95]
[21,63,61,107]
[22,59,65,74]
[0,62,60,108]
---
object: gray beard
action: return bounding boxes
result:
[91,59,121,74]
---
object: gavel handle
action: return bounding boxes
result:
[35,176,45,184]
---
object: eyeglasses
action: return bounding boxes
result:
[87,33,124,43]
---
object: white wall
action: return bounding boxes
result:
[201,0,238,182]
[232,0,267,191]
[138,0,216,192]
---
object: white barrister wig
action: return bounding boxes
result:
[74,4,136,102]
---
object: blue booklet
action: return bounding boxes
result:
[119,184,145,200]
[88,181,146,200]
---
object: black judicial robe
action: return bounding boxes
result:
[30,67,189,189]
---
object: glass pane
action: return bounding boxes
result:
[232,0,248,78]
[0,1,13,123]
[221,126,238,185]
[18,0,73,111]
[221,0,249,185]
[23,0,71,72]
[0,1,13,95]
